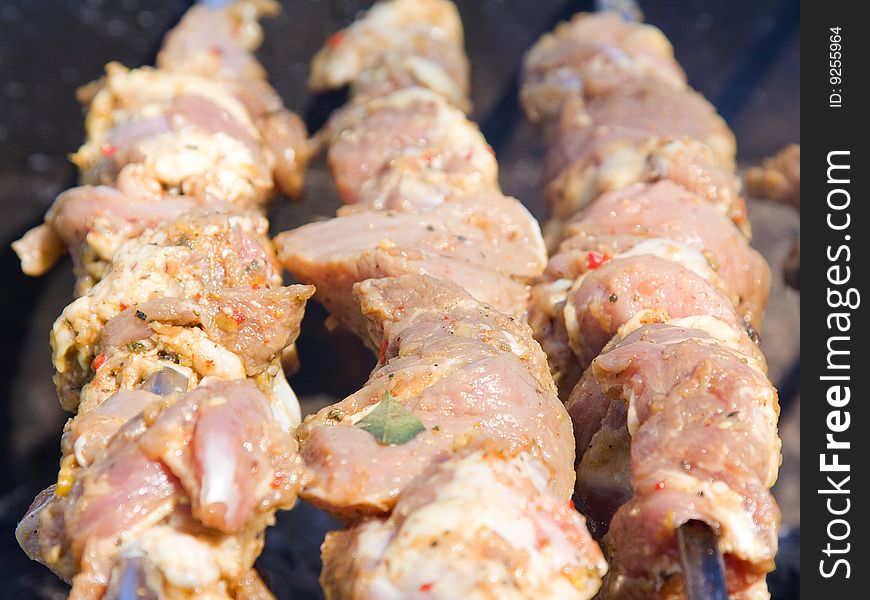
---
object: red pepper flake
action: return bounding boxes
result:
[422,152,434,164]
[378,337,389,364]
[251,283,261,291]
[91,353,107,371]
[271,474,286,489]
[419,583,434,592]
[654,480,666,491]
[119,303,128,311]
[326,31,345,48]
[100,143,117,157]
[231,309,246,325]
[568,499,576,510]
[586,251,611,270]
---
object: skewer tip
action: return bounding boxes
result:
[198,0,233,9]
[676,519,729,600]
[594,0,643,22]
[104,556,163,600]
[138,368,188,397]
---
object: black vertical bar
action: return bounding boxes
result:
[801,1,868,598]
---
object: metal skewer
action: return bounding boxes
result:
[138,367,189,398]
[594,0,644,22]
[199,0,233,8]
[677,520,729,600]
[104,556,163,600]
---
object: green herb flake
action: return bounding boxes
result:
[127,341,147,353]
[357,390,426,446]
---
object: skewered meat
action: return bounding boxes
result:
[279,1,548,328]
[539,85,742,247]
[567,323,779,598]
[321,446,607,600]
[277,82,546,329]
[521,13,753,245]
[51,209,312,418]
[560,253,743,368]
[22,225,312,598]
[278,0,605,597]
[521,12,686,128]
[321,87,498,208]
[18,380,304,600]
[275,193,545,335]
[156,0,310,198]
[746,144,800,289]
[298,275,574,519]
[521,11,780,599]
[75,65,273,205]
[746,144,800,210]
[542,69,735,177]
[309,0,470,111]
[16,3,314,599]
[276,73,546,325]
[12,0,309,294]
[543,136,749,246]
[529,180,768,396]
[563,182,767,323]
[17,184,233,287]
[522,14,743,248]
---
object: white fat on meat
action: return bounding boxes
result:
[52,243,193,375]
[123,526,223,590]
[309,0,465,104]
[653,470,774,564]
[614,313,767,375]
[266,360,301,430]
[346,451,606,600]
[83,64,258,144]
[617,238,729,292]
[150,324,247,379]
[198,414,243,528]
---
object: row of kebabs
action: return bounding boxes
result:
[520,10,781,599]
[15,2,317,598]
[12,0,781,598]
[276,1,607,597]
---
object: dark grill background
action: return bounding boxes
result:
[0,1,800,597]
